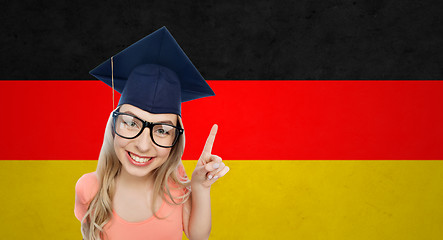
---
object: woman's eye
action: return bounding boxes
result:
[156,128,168,135]
[155,126,173,136]
[124,120,138,128]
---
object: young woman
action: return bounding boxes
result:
[74,27,229,240]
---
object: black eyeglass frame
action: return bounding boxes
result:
[112,111,184,148]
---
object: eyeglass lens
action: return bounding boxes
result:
[115,114,177,147]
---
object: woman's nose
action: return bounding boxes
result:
[134,128,155,152]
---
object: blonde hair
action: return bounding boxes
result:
[81,111,190,240]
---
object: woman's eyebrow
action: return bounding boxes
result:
[157,120,174,124]
[122,110,135,114]
[122,110,174,125]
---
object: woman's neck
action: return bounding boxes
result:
[117,168,155,191]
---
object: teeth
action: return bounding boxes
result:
[129,152,151,163]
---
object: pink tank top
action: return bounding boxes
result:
[74,171,187,240]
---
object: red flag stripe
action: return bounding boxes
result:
[1,80,442,160]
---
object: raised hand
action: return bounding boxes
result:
[191,124,230,189]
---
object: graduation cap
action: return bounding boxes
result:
[89,27,214,116]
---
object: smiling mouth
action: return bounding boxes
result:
[128,152,152,163]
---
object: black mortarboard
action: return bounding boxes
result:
[89,27,214,116]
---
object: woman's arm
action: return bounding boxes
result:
[185,186,211,240]
[183,125,229,240]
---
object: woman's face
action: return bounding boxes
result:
[113,104,178,178]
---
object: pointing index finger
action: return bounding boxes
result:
[202,124,218,158]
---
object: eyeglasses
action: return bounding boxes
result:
[112,111,184,148]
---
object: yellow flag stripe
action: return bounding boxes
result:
[1,160,442,239]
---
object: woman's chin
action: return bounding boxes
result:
[120,162,153,177]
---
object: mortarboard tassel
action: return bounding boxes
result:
[111,56,115,109]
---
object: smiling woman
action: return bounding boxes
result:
[74,27,229,240]
[113,104,179,177]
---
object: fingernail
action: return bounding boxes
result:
[213,176,219,180]
[213,163,220,169]
[207,175,213,180]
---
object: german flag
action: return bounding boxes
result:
[1,80,443,239]
[3,0,443,239]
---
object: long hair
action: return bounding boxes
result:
[81,112,190,240]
